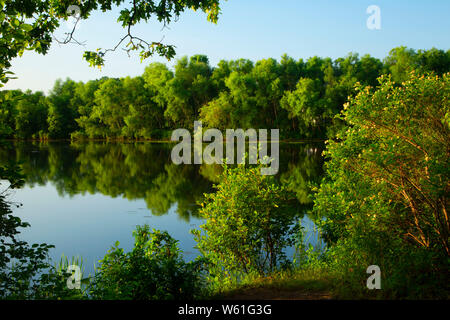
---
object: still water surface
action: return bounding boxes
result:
[1,141,325,275]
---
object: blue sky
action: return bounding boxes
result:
[4,0,450,93]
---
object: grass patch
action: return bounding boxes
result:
[211,267,334,300]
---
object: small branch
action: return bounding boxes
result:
[53,16,86,46]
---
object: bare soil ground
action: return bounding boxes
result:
[217,277,334,300]
[222,287,332,300]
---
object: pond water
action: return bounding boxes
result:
[1,141,325,276]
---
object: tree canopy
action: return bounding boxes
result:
[0,0,221,85]
[1,47,449,141]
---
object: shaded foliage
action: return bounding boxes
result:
[89,225,207,300]
[0,159,84,299]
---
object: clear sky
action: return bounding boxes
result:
[4,0,450,93]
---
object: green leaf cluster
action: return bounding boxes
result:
[313,71,450,298]
[192,162,299,288]
[89,225,207,300]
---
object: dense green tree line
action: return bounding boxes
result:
[2,47,449,140]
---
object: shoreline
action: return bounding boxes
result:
[1,138,326,144]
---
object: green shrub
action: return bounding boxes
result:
[89,226,206,300]
[0,162,80,300]
[192,163,299,288]
[313,71,450,298]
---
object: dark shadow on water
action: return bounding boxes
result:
[0,141,325,220]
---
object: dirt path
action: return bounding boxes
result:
[220,286,333,300]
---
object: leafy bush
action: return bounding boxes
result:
[193,163,299,288]
[89,225,206,300]
[0,162,80,300]
[0,163,50,300]
[313,71,450,298]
